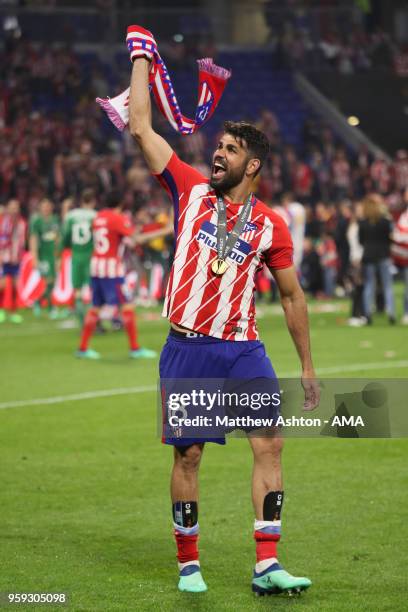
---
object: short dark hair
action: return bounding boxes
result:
[105,189,122,209]
[81,188,96,205]
[223,120,270,175]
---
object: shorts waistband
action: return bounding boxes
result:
[169,328,207,339]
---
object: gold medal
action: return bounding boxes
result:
[211,258,229,275]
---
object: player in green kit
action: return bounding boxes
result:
[62,189,97,324]
[29,198,60,318]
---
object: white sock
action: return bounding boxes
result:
[178,560,201,572]
[255,557,279,573]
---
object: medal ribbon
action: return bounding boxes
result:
[215,193,254,265]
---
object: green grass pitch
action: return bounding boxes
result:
[0,298,407,611]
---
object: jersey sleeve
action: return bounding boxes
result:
[264,213,294,271]
[154,152,208,214]
[113,214,134,237]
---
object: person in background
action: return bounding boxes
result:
[391,197,408,325]
[316,232,338,297]
[29,198,60,319]
[346,202,365,326]
[334,200,352,290]
[77,189,157,360]
[300,238,322,296]
[358,194,396,325]
[62,188,97,325]
[0,199,27,324]
[277,193,306,271]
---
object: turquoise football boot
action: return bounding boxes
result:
[75,349,101,360]
[252,563,311,596]
[178,565,207,593]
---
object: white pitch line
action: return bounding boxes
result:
[282,360,408,377]
[0,360,407,411]
[0,385,156,410]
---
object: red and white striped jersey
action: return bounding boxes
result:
[90,209,134,278]
[156,153,293,341]
[0,213,27,264]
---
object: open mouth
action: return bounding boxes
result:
[212,161,227,179]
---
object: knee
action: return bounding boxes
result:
[174,444,203,473]
[121,303,133,312]
[254,436,284,464]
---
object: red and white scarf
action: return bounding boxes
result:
[96,52,231,134]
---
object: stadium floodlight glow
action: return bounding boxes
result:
[3,15,21,38]
[347,115,360,127]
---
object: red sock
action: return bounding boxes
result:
[122,309,139,351]
[254,530,280,562]
[174,530,199,564]
[79,309,99,351]
[3,276,15,311]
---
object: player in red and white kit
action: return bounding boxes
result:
[127,25,320,597]
[77,190,156,360]
[0,199,27,324]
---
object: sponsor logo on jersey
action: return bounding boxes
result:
[196,220,251,264]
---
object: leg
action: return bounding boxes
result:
[171,443,204,502]
[121,301,156,359]
[45,278,57,318]
[378,259,396,320]
[0,274,11,322]
[249,434,311,596]
[121,303,139,351]
[1,266,22,323]
[72,257,91,326]
[73,288,85,325]
[43,259,57,317]
[76,280,101,359]
[2,275,13,317]
[403,267,408,323]
[363,263,375,320]
[9,275,23,323]
[171,443,207,593]
[249,434,283,520]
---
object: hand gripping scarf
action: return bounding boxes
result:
[96,26,231,135]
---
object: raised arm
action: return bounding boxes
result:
[128,59,173,174]
[272,266,320,411]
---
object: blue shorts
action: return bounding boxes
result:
[91,277,127,307]
[159,331,279,446]
[3,263,19,277]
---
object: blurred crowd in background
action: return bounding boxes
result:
[0,27,407,325]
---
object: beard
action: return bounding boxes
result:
[209,162,247,194]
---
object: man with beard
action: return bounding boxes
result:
[128,43,319,597]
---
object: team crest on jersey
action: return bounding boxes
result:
[196,221,251,264]
[240,221,257,242]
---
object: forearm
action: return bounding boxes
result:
[128,59,173,173]
[281,289,315,373]
[136,224,174,245]
[129,59,152,139]
[29,235,38,259]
